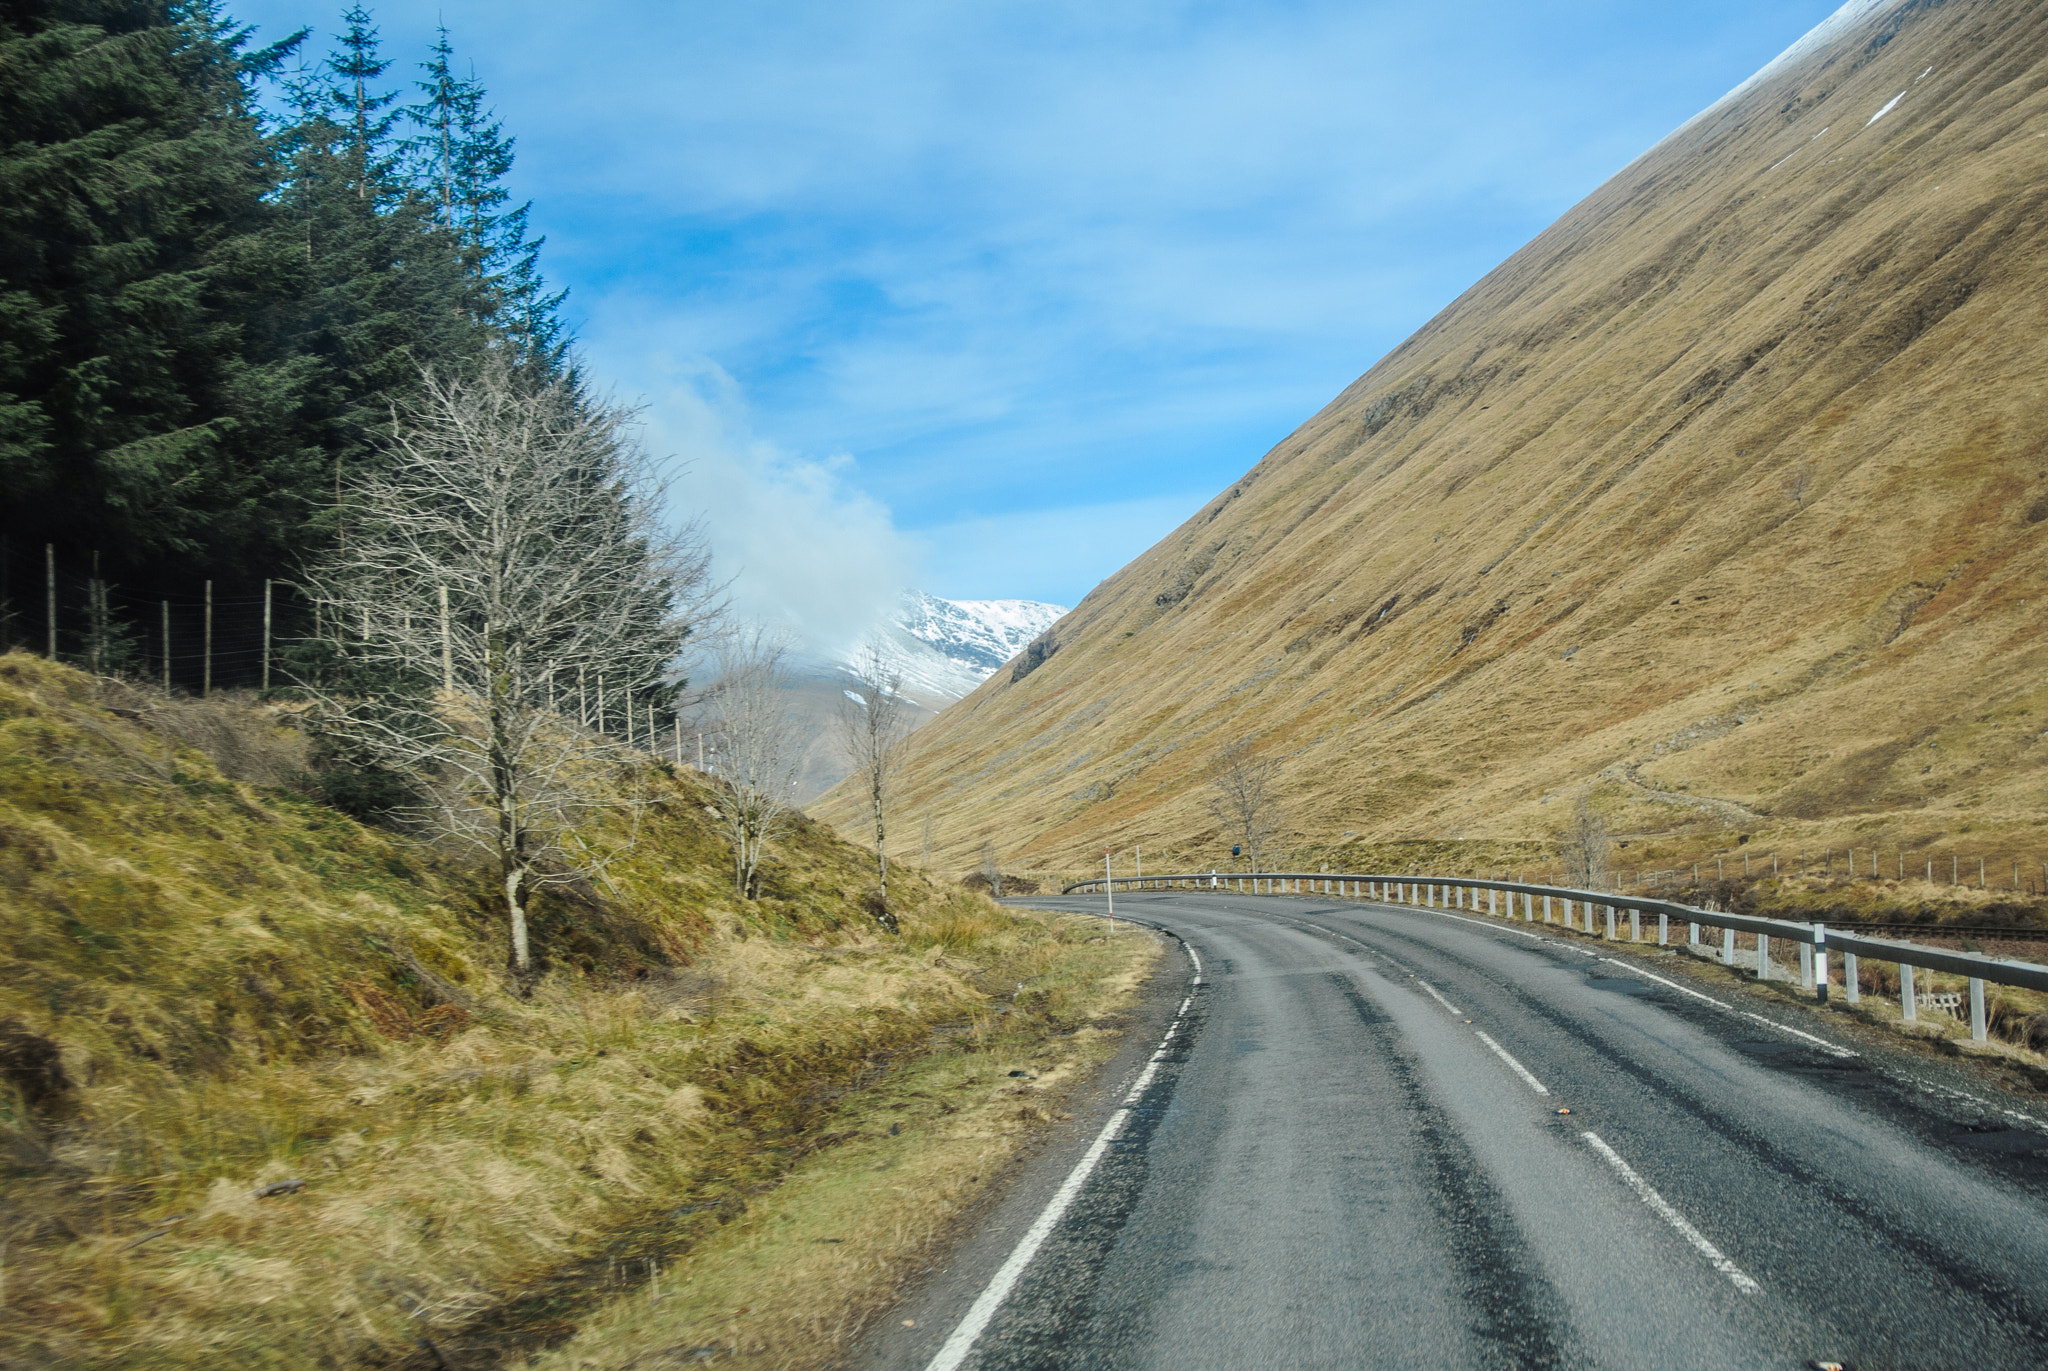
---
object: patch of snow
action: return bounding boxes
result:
[1866,92,1906,126]
[840,590,1068,703]
[1681,0,1911,132]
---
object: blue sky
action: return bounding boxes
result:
[233,0,1842,647]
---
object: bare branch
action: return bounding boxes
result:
[1565,791,1610,891]
[836,640,906,931]
[1207,738,1281,873]
[298,357,723,972]
[699,631,803,899]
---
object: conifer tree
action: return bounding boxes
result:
[403,23,567,367]
[0,3,581,679]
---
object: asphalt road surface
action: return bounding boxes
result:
[857,890,2048,1371]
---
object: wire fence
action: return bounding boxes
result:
[1,541,298,695]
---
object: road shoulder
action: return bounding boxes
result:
[846,913,1193,1371]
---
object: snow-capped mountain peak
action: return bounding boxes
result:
[846,590,1067,702]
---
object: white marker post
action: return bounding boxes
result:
[1105,849,1114,931]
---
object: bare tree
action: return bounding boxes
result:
[303,359,720,973]
[701,633,802,899]
[979,840,1003,898]
[837,641,906,931]
[1208,737,1280,872]
[1565,791,1610,891]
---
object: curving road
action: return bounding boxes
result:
[858,891,2048,1371]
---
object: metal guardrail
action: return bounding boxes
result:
[1059,871,2048,1041]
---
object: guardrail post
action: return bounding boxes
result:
[1799,941,1815,992]
[1658,912,1668,946]
[1757,933,1771,981]
[1900,962,1916,1022]
[1605,905,1616,940]
[1843,952,1859,1004]
[1523,892,1533,922]
[1489,889,1497,915]
[1970,978,1987,1041]
[1630,909,1641,941]
[1688,919,1699,946]
[1722,926,1735,965]
[1812,924,1828,1003]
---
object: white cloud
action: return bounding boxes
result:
[624,355,921,658]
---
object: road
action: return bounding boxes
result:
[857,890,2048,1371]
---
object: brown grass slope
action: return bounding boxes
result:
[823,0,2048,885]
[0,654,1155,1369]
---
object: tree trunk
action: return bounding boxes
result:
[871,777,888,904]
[505,864,530,971]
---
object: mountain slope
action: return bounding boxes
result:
[823,0,2048,881]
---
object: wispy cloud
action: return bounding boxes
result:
[623,354,919,655]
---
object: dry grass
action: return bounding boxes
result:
[0,654,1159,1369]
[515,914,1156,1371]
[817,0,2048,897]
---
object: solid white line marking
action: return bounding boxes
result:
[1583,1131,1760,1294]
[1400,902,1551,945]
[923,946,1197,1371]
[1413,977,1462,1015]
[1736,1010,1854,1057]
[1596,958,1857,1059]
[1913,1080,2048,1133]
[1474,1030,1549,1095]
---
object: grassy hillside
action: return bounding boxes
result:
[0,653,1156,1369]
[825,0,2048,901]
